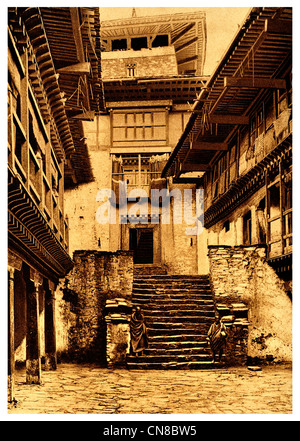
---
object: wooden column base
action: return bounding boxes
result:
[44,353,57,371]
[26,359,41,384]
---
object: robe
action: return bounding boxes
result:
[130,310,149,353]
[207,321,227,354]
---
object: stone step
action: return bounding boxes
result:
[133,282,210,288]
[133,289,211,295]
[145,314,213,323]
[126,358,227,370]
[138,309,214,317]
[149,333,208,342]
[129,272,214,369]
[127,353,212,363]
[133,294,214,300]
[132,287,211,294]
[133,296,214,303]
[148,324,212,334]
[132,292,213,300]
[133,281,211,287]
[127,361,218,370]
[148,341,209,350]
[145,347,210,355]
[133,300,214,309]
[133,265,167,276]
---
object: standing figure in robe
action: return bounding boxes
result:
[207,313,227,363]
[130,306,149,356]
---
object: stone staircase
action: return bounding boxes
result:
[127,270,216,369]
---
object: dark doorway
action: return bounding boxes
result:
[130,228,153,264]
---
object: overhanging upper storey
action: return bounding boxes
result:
[100,10,208,104]
[8,7,105,188]
[162,7,292,179]
[100,10,207,76]
[40,7,105,187]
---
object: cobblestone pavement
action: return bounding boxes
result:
[7,363,292,415]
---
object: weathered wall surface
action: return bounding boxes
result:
[208,245,292,362]
[55,250,133,363]
[101,46,178,79]
[160,181,198,275]
[55,284,71,361]
[64,111,197,274]
[64,118,112,256]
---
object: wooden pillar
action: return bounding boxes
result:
[7,251,22,402]
[265,169,270,258]
[279,160,284,254]
[44,280,57,371]
[25,269,42,384]
[8,266,15,403]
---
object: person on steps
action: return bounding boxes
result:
[130,306,149,356]
[207,313,227,363]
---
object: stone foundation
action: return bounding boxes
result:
[216,303,249,366]
[105,299,132,368]
[60,250,133,363]
[208,245,292,363]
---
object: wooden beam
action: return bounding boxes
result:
[69,8,85,62]
[171,22,195,44]
[106,100,172,108]
[57,62,91,74]
[209,114,249,125]
[265,18,292,36]
[190,141,228,151]
[176,37,199,53]
[69,8,90,110]
[70,110,95,121]
[181,163,211,172]
[224,76,286,89]
[177,55,198,65]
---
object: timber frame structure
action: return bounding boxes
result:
[100,10,207,103]
[162,7,292,275]
[8,7,102,402]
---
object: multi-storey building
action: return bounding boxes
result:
[64,10,208,274]
[8,7,103,400]
[162,7,292,361]
[8,7,293,398]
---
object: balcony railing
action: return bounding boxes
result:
[112,171,162,199]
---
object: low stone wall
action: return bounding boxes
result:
[208,245,292,363]
[105,300,132,368]
[58,250,133,363]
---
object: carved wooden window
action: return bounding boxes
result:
[276,72,292,117]
[112,110,167,147]
[250,105,264,146]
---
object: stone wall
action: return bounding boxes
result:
[56,250,133,363]
[101,46,178,79]
[160,181,198,275]
[208,245,292,363]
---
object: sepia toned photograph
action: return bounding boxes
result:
[6,4,294,420]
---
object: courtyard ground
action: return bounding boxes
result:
[6,362,293,416]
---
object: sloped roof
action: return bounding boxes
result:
[101,11,207,77]
[40,7,105,187]
[162,7,292,178]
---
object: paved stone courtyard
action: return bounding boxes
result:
[7,362,293,415]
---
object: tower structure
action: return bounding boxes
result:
[65,10,208,274]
